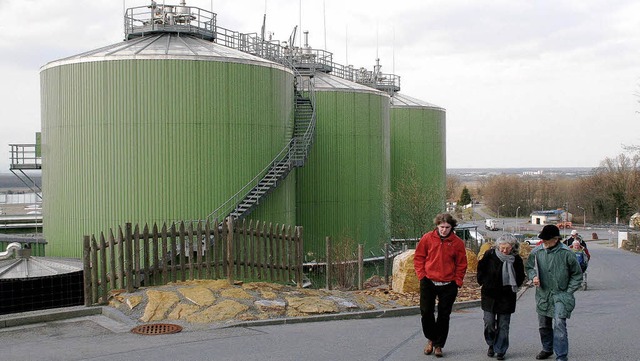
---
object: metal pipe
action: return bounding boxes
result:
[0,242,22,260]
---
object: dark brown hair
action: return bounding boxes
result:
[433,213,458,228]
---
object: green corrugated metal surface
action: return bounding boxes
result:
[390,105,446,238]
[35,132,41,157]
[296,88,390,259]
[41,59,294,258]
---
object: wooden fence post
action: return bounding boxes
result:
[133,224,141,288]
[83,235,92,306]
[99,233,108,304]
[384,242,390,285]
[358,244,364,290]
[108,229,116,291]
[125,222,134,293]
[226,217,234,285]
[179,222,186,282]
[325,236,332,290]
[118,227,125,290]
[296,226,303,288]
[90,236,99,304]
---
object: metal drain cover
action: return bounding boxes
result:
[131,323,183,335]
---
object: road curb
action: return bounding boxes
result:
[1,299,488,330]
[219,299,482,329]
[0,305,102,329]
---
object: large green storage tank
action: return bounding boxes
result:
[296,72,391,259]
[390,93,446,239]
[40,33,295,258]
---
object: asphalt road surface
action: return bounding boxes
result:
[1,241,638,361]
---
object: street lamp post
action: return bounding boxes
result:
[516,206,521,232]
[498,204,505,228]
[577,205,585,228]
[471,198,475,222]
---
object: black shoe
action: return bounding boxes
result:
[487,345,495,357]
[496,353,505,360]
[535,350,553,360]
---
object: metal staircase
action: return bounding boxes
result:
[206,76,316,223]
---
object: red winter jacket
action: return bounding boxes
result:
[413,229,468,287]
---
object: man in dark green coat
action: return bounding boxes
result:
[526,225,583,361]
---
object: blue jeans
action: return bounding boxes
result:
[538,302,568,361]
[484,311,511,355]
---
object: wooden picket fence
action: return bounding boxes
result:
[82,218,303,306]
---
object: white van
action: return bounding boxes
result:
[485,218,499,231]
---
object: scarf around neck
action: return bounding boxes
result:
[495,249,518,292]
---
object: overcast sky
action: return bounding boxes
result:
[1,0,639,172]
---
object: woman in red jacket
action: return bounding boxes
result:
[414,213,468,358]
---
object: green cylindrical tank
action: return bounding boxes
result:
[296,72,391,260]
[40,34,295,258]
[390,93,446,239]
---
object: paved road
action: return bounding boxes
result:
[1,241,639,361]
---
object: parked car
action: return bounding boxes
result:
[524,238,540,246]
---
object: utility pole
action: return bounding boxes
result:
[577,205,585,228]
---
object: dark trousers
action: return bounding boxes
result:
[419,278,458,348]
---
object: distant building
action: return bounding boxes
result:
[530,210,572,225]
[522,170,543,176]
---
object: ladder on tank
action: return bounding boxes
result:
[206,74,316,223]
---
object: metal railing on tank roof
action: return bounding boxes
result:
[124,2,217,41]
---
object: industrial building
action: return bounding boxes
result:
[24,1,446,260]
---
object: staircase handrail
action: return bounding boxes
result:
[206,137,294,223]
[205,49,316,224]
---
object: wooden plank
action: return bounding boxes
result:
[242,219,248,279]
[82,235,92,306]
[187,222,194,280]
[91,236,99,304]
[99,233,108,304]
[279,224,286,282]
[384,243,390,285]
[170,223,177,283]
[247,220,258,279]
[358,244,364,290]
[226,217,234,284]
[179,222,187,282]
[196,221,203,279]
[161,223,169,284]
[296,226,303,288]
[205,221,212,279]
[286,225,293,283]
[151,223,159,287]
[109,229,116,290]
[326,236,332,290]
[257,221,264,281]
[125,223,134,293]
[213,219,220,279]
[118,226,125,290]
[269,223,275,282]
[143,224,150,287]
[232,221,242,279]
[133,224,141,289]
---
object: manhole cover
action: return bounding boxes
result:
[131,323,183,335]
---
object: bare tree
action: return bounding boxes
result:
[392,164,444,240]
